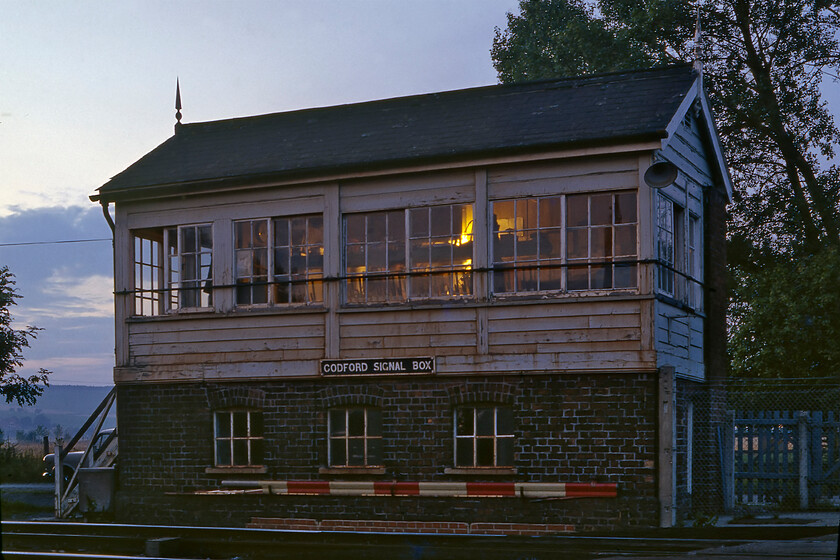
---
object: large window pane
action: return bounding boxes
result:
[476,439,494,466]
[476,408,493,436]
[456,438,473,466]
[493,196,564,293]
[133,229,163,316]
[566,192,637,291]
[347,204,472,303]
[168,224,213,309]
[348,439,365,466]
[215,412,230,438]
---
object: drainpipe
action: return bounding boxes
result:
[100,201,115,234]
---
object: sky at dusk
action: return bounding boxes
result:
[1,1,838,387]
[0,0,521,386]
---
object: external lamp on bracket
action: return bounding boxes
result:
[643,161,679,189]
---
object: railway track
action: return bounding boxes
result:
[2,520,835,559]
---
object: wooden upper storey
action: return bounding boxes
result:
[96,66,730,384]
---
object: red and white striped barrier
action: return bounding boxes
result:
[217,480,617,499]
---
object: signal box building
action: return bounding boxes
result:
[92,64,732,533]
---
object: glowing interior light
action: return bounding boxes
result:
[459,205,474,246]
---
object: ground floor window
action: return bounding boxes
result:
[214,410,264,467]
[454,405,514,467]
[328,407,383,467]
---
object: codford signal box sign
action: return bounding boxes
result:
[320,358,435,376]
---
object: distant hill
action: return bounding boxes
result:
[0,385,116,441]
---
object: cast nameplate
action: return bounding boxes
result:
[320,358,435,376]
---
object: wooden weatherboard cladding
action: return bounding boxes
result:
[320,357,435,376]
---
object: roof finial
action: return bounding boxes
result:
[175,78,183,131]
[693,7,704,75]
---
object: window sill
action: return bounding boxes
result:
[654,292,705,316]
[337,292,649,313]
[318,467,386,475]
[128,309,217,322]
[229,305,327,316]
[444,467,517,475]
[205,466,267,475]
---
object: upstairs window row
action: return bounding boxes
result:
[131,192,638,315]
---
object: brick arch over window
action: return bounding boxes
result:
[320,384,385,408]
[447,381,517,406]
[205,386,266,410]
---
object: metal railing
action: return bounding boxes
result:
[54,387,117,518]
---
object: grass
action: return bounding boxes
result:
[0,440,47,483]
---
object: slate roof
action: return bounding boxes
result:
[95,64,699,202]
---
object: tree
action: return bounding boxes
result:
[492,0,840,379]
[493,0,840,256]
[0,266,50,405]
[729,246,840,379]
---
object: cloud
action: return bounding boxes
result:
[19,354,114,386]
[0,206,114,386]
[23,354,114,372]
[36,271,114,319]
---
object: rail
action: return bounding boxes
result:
[4,520,836,560]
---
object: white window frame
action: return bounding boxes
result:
[657,194,702,309]
[453,405,515,468]
[131,224,213,315]
[233,215,324,307]
[343,204,474,304]
[491,196,564,293]
[166,224,213,311]
[213,410,264,467]
[656,195,680,297]
[328,407,383,467]
[491,191,638,295]
[688,213,703,311]
[133,231,163,316]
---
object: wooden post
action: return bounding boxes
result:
[473,168,489,354]
[798,411,809,510]
[723,410,735,513]
[324,183,340,359]
[811,411,824,504]
[54,442,63,518]
[658,365,676,527]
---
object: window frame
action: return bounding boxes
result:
[327,407,383,468]
[213,409,265,468]
[491,191,638,296]
[131,223,214,315]
[343,204,474,304]
[491,196,564,294]
[656,194,680,297]
[687,213,702,310]
[564,191,638,292]
[167,224,214,310]
[656,193,702,310]
[233,214,324,307]
[133,229,164,316]
[453,405,515,468]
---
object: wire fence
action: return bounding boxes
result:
[683,378,840,520]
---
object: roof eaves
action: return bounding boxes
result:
[93,131,668,204]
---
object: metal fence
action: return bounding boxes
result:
[687,379,840,518]
[731,410,840,509]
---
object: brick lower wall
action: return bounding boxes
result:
[114,373,659,531]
